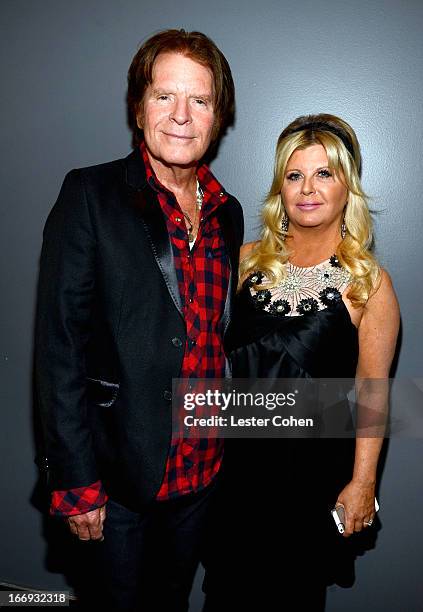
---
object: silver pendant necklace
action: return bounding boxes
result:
[182,179,203,244]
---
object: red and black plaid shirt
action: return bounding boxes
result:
[50,142,230,515]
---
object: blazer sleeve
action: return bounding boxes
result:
[237,198,244,245]
[35,169,99,492]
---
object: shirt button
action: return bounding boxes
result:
[163,390,172,401]
[171,337,183,347]
[188,297,194,303]
[189,338,197,347]
[219,191,224,198]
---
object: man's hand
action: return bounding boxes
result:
[67,505,106,541]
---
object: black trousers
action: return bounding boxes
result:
[84,478,218,612]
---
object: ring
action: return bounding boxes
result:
[364,518,373,526]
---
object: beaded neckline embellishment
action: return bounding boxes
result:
[246,255,351,317]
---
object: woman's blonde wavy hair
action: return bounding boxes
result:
[239,114,381,307]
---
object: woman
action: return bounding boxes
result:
[203,114,399,611]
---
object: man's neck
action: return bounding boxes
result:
[147,151,198,196]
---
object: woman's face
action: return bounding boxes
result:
[281,144,348,232]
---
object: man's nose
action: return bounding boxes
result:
[170,97,192,124]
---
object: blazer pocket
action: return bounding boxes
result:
[86,377,120,407]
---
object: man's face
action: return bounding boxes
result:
[138,52,216,169]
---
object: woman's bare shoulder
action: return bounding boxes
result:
[240,240,260,261]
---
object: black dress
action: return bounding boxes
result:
[203,260,375,611]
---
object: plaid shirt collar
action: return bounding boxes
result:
[139,141,227,215]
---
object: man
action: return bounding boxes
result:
[35,29,243,611]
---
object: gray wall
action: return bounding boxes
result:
[1,1,422,610]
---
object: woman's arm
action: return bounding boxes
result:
[336,269,400,536]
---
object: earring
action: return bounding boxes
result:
[281,214,289,238]
[341,203,348,239]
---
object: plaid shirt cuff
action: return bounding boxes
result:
[50,480,109,517]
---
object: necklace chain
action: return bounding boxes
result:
[182,179,203,244]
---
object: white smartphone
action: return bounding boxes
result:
[331,498,379,534]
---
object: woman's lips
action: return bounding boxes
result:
[296,202,322,211]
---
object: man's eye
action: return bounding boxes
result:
[286,172,301,181]
[158,95,170,101]
[194,98,206,105]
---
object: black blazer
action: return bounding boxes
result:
[35,148,244,511]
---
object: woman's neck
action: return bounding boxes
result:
[286,227,341,267]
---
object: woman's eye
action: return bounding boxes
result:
[318,169,332,178]
[286,172,301,181]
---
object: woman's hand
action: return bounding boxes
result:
[335,270,398,538]
[335,479,376,537]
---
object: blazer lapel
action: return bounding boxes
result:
[123,148,241,329]
[217,202,240,338]
[124,149,184,317]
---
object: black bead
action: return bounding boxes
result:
[319,287,342,307]
[268,299,291,315]
[329,254,341,268]
[296,298,319,315]
[252,289,272,309]
[246,271,264,286]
